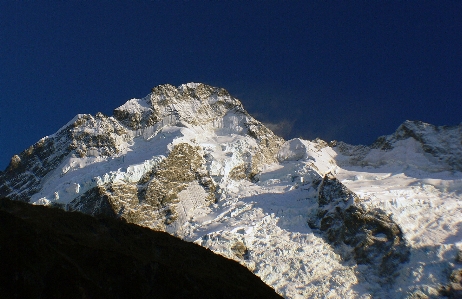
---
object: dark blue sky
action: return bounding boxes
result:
[1,1,461,170]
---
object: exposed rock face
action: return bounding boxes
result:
[67,142,217,232]
[0,83,282,234]
[0,133,71,202]
[386,120,462,171]
[113,83,283,170]
[0,113,129,202]
[440,250,462,298]
[113,83,240,130]
[309,173,410,284]
[231,241,250,260]
[331,141,371,167]
[441,268,462,298]
[68,113,129,158]
[0,198,282,299]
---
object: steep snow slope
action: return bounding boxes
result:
[0,83,461,298]
[301,137,462,297]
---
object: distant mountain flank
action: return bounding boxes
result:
[333,119,462,172]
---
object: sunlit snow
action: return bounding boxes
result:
[18,84,462,298]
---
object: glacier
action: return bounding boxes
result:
[0,83,461,298]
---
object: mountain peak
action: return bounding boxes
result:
[2,84,461,298]
[336,119,462,172]
[394,120,436,140]
[0,82,283,203]
[113,83,243,130]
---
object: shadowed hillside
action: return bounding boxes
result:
[0,198,282,299]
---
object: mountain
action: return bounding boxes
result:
[1,83,461,298]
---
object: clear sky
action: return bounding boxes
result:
[1,1,461,170]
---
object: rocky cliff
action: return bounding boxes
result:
[0,83,283,235]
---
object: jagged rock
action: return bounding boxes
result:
[245,119,283,170]
[113,83,243,130]
[317,172,359,209]
[228,164,250,181]
[310,173,410,283]
[0,112,130,202]
[1,134,72,202]
[331,141,373,168]
[6,154,21,171]
[0,83,282,229]
[370,135,394,151]
[440,268,462,298]
[69,185,117,218]
[407,291,430,299]
[231,241,250,260]
[457,249,462,263]
[390,120,462,171]
[68,143,216,232]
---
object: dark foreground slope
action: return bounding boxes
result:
[0,198,282,299]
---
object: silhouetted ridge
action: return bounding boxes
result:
[0,198,282,299]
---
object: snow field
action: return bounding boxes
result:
[22,85,462,298]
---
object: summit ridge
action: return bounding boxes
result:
[0,83,461,298]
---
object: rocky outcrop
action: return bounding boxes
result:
[440,249,462,298]
[0,198,282,299]
[68,113,129,158]
[0,112,129,202]
[113,83,243,130]
[309,173,410,284]
[0,83,282,215]
[440,268,462,298]
[332,141,371,167]
[138,142,215,228]
[69,143,216,232]
[387,120,462,171]
[0,130,72,202]
[231,241,250,260]
[113,83,283,177]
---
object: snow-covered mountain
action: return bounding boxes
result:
[1,83,461,298]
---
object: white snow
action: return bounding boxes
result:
[115,97,151,115]
[23,85,462,298]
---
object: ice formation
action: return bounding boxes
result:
[1,83,461,298]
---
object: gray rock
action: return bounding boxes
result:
[310,173,410,284]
